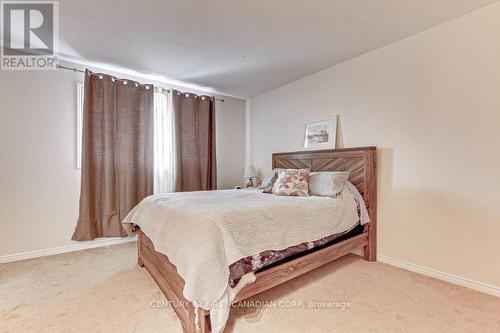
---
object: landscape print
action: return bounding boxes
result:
[304,118,337,148]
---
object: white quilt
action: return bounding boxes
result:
[123,189,360,331]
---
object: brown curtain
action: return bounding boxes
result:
[72,70,154,241]
[172,91,217,192]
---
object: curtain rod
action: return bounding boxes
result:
[56,64,225,102]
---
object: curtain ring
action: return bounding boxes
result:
[98,74,103,80]
[123,80,128,85]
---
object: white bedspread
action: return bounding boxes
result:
[123,189,360,331]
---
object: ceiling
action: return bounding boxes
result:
[58,0,496,98]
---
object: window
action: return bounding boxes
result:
[153,90,175,193]
[76,84,174,193]
[76,82,84,169]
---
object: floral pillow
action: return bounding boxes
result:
[273,169,310,196]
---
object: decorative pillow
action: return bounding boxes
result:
[309,171,350,197]
[259,168,281,193]
[273,169,310,196]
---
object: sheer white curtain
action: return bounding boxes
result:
[153,90,176,194]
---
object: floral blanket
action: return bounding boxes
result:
[228,223,361,287]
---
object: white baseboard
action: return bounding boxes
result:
[378,255,500,297]
[0,236,137,264]
[3,240,498,297]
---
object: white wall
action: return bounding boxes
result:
[248,4,500,287]
[216,97,246,190]
[0,63,246,257]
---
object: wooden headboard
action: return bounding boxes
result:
[272,146,376,200]
[272,146,377,260]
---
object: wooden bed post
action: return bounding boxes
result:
[363,149,377,262]
[138,231,145,267]
[198,308,211,333]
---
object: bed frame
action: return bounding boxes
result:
[138,146,377,332]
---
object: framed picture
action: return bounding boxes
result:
[304,118,337,149]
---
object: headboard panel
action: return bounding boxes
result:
[272,146,377,260]
[272,147,376,218]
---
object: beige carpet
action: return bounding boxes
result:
[1,243,498,333]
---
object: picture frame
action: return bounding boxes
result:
[304,118,337,149]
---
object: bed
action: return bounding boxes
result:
[127,147,376,333]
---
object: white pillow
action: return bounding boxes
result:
[308,171,350,197]
[259,168,282,192]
